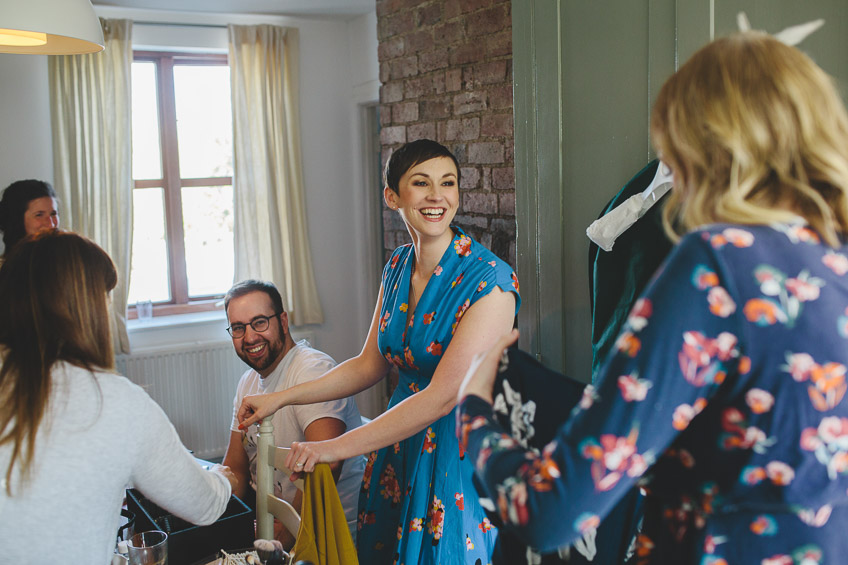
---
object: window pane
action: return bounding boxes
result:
[131,62,162,180]
[128,187,171,304]
[182,185,234,297]
[174,65,233,178]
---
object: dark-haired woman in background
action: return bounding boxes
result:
[237,139,521,564]
[0,179,59,260]
[0,231,237,564]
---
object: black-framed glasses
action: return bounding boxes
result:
[226,313,281,338]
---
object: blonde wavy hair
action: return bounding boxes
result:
[651,31,848,247]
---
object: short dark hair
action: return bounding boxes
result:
[383,139,461,194]
[224,279,285,317]
[0,179,57,252]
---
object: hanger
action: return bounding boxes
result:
[737,12,824,46]
[586,161,673,252]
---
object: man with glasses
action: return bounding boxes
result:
[221,279,365,547]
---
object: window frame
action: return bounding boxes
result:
[130,50,233,318]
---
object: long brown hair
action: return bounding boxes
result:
[651,31,848,247]
[0,230,117,493]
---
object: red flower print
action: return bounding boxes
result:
[618,373,652,402]
[744,298,784,326]
[427,496,446,542]
[786,277,821,301]
[692,266,719,290]
[422,311,436,324]
[451,299,471,335]
[761,556,793,565]
[707,286,736,317]
[404,346,419,370]
[391,254,400,269]
[426,340,442,356]
[454,492,464,510]
[720,407,775,453]
[627,298,652,331]
[361,451,378,493]
[465,534,474,550]
[579,427,647,491]
[765,461,794,486]
[357,510,376,530]
[478,517,494,533]
[380,464,402,506]
[615,331,641,357]
[574,512,600,534]
[723,228,755,247]
[745,388,775,414]
[678,331,738,386]
[511,271,519,292]
[672,398,707,431]
[823,251,848,275]
[408,381,420,393]
[379,311,390,332]
[408,517,423,532]
[797,505,832,527]
[739,356,752,374]
[476,280,488,292]
[421,427,436,454]
[454,234,472,256]
[451,273,464,288]
[522,446,562,492]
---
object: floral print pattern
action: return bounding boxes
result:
[359,227,520,564]
[460,223,848,564]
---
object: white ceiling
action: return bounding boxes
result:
[91,0,376,19]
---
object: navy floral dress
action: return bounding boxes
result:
[461,222,848,564]
[358,227,520,565]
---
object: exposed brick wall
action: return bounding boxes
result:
[377,0,516,267]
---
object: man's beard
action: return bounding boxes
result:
[239,329,285,372]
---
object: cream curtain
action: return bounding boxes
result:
[48,18,133,353]
[228,24,323,325]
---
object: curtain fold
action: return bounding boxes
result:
[48,18,133,353]
[228,24,324,325]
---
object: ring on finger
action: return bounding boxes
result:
[295,462,304,468]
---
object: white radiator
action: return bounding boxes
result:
[116,341,246,460]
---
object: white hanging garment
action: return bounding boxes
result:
[586,162,673,252]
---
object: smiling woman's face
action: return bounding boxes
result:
[386,156,459,241]
[23,196,59,236]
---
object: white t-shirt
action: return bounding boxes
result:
[0,362,232,565]
[230,340,366,524]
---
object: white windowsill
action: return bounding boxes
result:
[126,310,230,352]
[127,309,227,333]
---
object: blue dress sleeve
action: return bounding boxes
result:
[460,232,746,552]
[469,252,521,315]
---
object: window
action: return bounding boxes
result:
[129,51,235,316]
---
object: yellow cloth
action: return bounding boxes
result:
[290,463,359,565]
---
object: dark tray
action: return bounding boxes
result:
[126,489,254,565]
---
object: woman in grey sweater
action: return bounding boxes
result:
[0,230,237,564]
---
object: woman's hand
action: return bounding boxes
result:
[210,463,239,492]
[284,440,340,478]
[457,329,519,405]
[237,392,285,430]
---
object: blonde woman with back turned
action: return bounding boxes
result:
[0,231,237,564]
[458,32,848,564]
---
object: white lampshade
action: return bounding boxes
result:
[0,0,104,55]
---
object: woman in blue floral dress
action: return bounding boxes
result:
[459,33,848,564]
[238,139,520,564]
